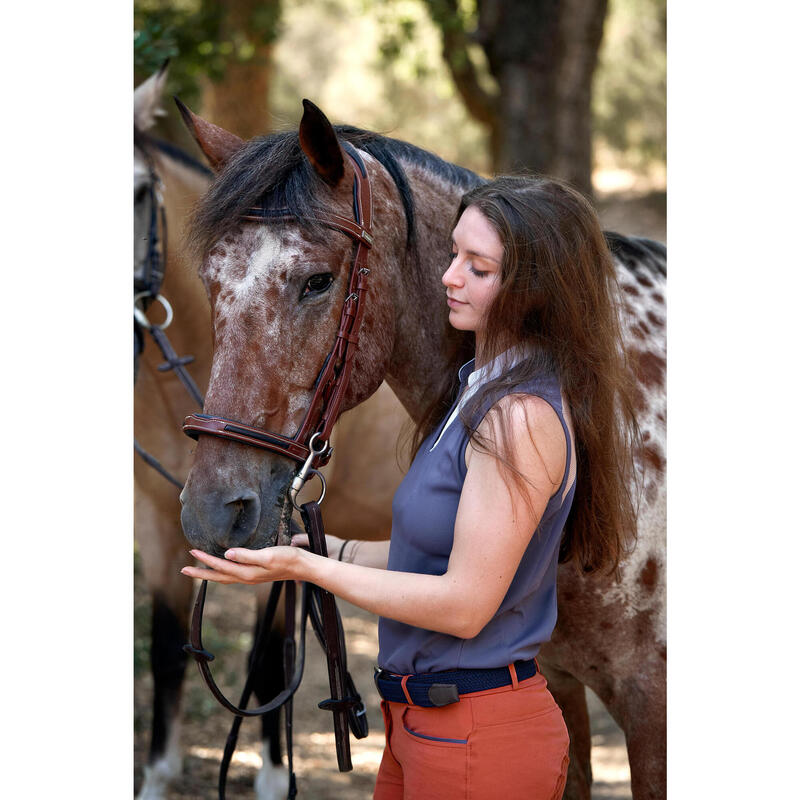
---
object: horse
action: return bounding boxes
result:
[134,68,410,799]
[134,65,216,799]
[176,99,666,800]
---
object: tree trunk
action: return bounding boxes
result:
[552,0,608,192]
[428,0,608,197]
[200,0,281,140]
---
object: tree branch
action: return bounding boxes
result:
[423,0,499,130]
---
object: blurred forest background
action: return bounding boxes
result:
[134,0,665,201]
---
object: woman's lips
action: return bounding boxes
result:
[447,297,467,308]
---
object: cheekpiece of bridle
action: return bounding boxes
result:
[181,143,373,792]
[134,148,169,326]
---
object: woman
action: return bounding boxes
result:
[182,175,639,799]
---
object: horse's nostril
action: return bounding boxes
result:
[225,491,261,546]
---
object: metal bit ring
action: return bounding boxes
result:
[134,291,174,330]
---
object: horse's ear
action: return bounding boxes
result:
[299,99,344,187]
[134,60,169,131]
[174,97,246,172]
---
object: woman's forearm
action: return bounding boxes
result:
[298,549,476,638]
[344,538,390,569]
[291,533,391,569]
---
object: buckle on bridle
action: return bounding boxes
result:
[290,432,331,510]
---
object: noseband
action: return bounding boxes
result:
[182,143,374,505]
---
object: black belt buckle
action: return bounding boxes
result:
[427,683,459,707]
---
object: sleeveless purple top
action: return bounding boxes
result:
[378,358,575,674]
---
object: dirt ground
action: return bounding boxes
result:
[134,190,665,799]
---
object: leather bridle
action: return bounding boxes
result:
[134,149,168,302]
[183,143,374,487]
[180,143,375,794]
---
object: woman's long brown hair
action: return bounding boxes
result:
[411,176,641,575]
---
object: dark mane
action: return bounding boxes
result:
[188,126,483,266]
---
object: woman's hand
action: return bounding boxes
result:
[181,546,306,585]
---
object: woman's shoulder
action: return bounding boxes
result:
[468,392,566,489]
[483,392,565,446]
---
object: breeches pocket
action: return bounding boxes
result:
[401,701,472,746]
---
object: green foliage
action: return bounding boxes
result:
[133,0,663,176]
[378,0,665,174]
[593,0,666,169]
[270,0,491,173]
[354,0,491,172]
[134,0,282,109]
[375,0,477,80]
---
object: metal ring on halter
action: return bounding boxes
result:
[291,468,327,511]
[134,291,174,330]
[290,432,330,510]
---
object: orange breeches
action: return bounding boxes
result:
[373,672,569,800]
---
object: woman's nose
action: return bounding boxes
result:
[442,260,462,288]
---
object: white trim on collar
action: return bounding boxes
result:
[430,346,530,451]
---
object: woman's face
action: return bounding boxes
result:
[442,205,503,336]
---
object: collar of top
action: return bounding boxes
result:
[431,346,533,451]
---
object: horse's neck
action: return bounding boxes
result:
[383,163,470,423]
[154,150,214,386]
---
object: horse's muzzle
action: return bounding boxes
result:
[180,469,293,556]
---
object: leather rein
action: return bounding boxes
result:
[183,142,374,478]
[181,144,374,794]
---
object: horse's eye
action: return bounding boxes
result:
[302,273,334,298]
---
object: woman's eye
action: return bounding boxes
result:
[469,265,488,278]
[449,251,457,260]
[302,272,334,298]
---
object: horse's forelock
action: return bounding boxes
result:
[188,126,484,268]
[189,133,321,259]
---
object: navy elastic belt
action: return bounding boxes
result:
[374,658,538,708]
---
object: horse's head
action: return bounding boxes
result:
[178,100,406,555]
